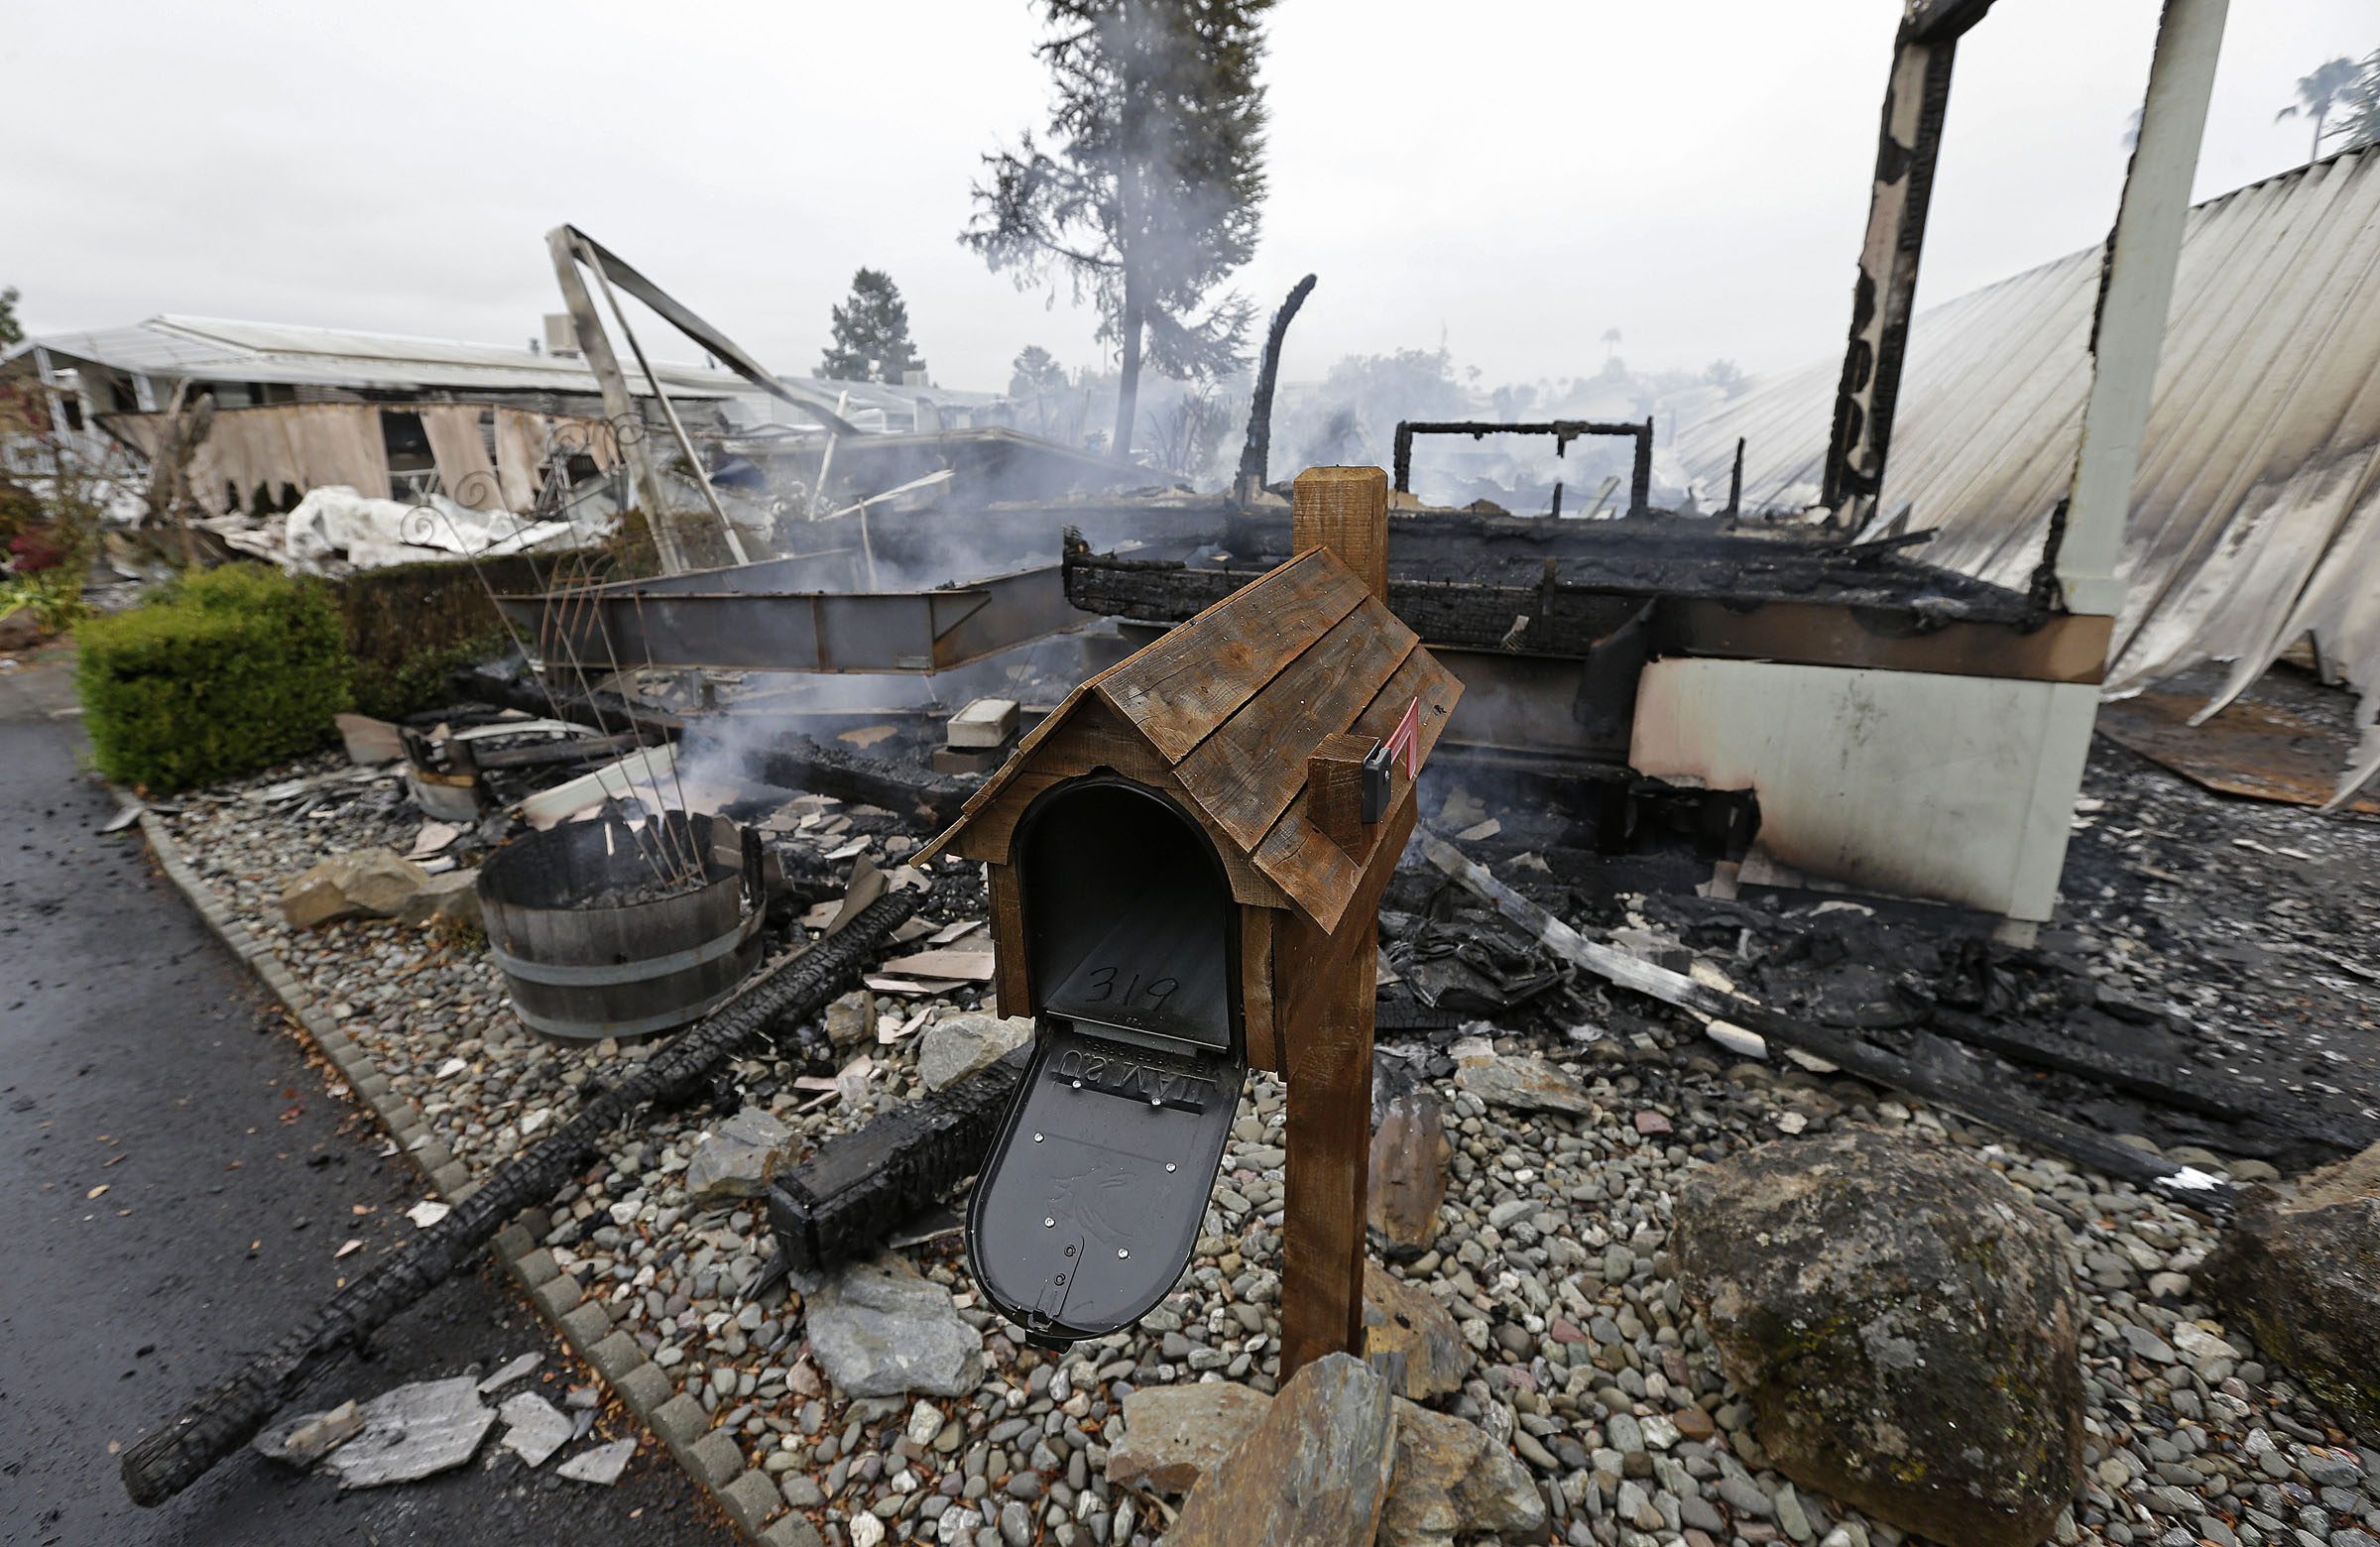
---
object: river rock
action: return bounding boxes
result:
[1672,1128,2082,1547]
[915,1012,1033,1091]
[1364,1261,1469,1399]
[1369,1091,1450,1257]
[683,1107,799,1203]
[1164,1353,1397,1547]
[2204,1138,2380,1431]
[1450,1037,1595,1116]
[1377,1398,1548,1547]
[1105,1382,1274,1491]
[280,848,431,928]
[803,1254,984,1397]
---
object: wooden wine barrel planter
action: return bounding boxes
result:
[476,812,765,1040]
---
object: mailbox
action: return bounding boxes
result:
[918,466,1462,1362]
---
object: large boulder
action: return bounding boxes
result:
[802,1255,983,1398]
[1164,1353,1397,1547]
[1672,1128,2082,1547]
[280,849,430,928]
[1377,1398,1547,1547]
[2204,1139,2380,1432]
[1105,1382,1274,1491]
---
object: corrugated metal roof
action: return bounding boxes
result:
[8,314,744,400]
[1676,145,2380,800]
[6,315,1011,427]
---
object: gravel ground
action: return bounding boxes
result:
[156,748,2380,1547]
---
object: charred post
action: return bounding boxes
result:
[1820,0,1992,524]
[1234,274,1318,508]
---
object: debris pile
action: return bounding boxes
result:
[136,708,2380,1547]
[251,1361,633,1491]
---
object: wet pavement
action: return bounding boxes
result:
[0,658,732,1546]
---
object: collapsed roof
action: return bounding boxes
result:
[1677,146,2380,798]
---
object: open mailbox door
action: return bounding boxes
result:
[965,778,1248,1347]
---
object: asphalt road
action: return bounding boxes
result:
[0,656,734,1547]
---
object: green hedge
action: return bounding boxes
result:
[77,565,352,792]
[334,553,546,721]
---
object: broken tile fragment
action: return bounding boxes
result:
[554,1436,636,1486]
[320,1376,496,1488]
[498,1390,574,1468]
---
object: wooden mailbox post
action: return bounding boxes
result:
[917,466,1460,1377]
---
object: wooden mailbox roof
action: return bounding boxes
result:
[920,546,1462,936]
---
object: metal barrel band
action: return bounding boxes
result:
[488,906,763,987]
[507,982,753,1040]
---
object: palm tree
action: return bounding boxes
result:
[2277,58,2360,161]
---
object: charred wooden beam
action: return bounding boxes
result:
[1422,835,2237,1218]
[448,658,683,742]
[1392,419,1653,516]
[1820,2,1971,525]
[119,891,920,1507]
[1235,275,1317,507]
[1928,1009,2370,1155]
[767,1047,1029,1276]
[1065,550,1644,657]
[732,736,974,827]
[467,730,647,771]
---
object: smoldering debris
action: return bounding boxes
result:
[1398,733,2380,1193]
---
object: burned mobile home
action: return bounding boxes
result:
[73,2,2380,1543]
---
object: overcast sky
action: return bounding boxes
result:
[4,2,2371,394]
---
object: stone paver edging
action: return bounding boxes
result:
[131,803,817,1547]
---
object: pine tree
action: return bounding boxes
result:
[963,0,1272,458]
[818,269,926,385]
[1009,345,1070,400]
[0,287,23,350]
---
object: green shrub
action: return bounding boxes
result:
[77,564,352,791]
[333,553,544,721]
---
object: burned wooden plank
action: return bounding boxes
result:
[766,1046,1030,1276]
[1421,835,2238,1218]
[1065,550,1642,657]
[738,736,974,826]
[467,730,647,771]
[1368,1090,1449,1259]
[119,891,919,1507]
[1928,1009,2370,1153]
